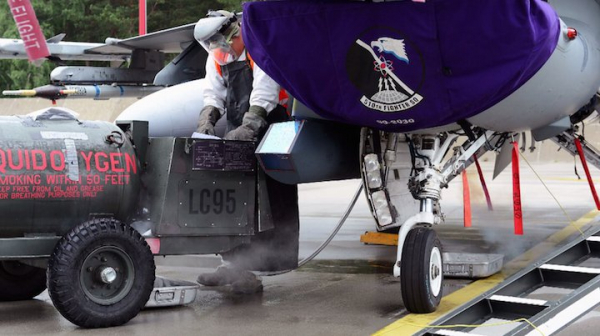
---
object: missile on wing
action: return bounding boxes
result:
[0,38,131,62]
[2,85,74,101]
[60,84,164,100]
[3,84,163,101]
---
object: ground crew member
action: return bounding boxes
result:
[194,9,288,141]
[193,10,289,293]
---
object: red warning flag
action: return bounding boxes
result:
[512,142,523,235]
[574,137,600,210]
[139,0,147,36]
[462,169,472,228]
[7,0,50,63]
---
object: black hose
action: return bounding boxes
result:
[258,182,364,276]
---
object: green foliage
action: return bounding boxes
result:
[216,0,244,12]
[0,0,243,91]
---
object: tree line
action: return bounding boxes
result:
[0,0,242,91]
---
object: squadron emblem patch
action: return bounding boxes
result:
[346,28,425,113]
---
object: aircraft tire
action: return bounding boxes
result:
[0,260,46,301]
[47,218,155,328]
[400,227,443,313]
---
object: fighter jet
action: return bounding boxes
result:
[234,0,600,314]
[5,0,600,317]
[109,0,600,316]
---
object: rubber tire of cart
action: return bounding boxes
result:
[47,218,155,328]
[400,227,444,314]
[0,261,46,301]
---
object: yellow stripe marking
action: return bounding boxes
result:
[373,209,600,336]
[545,177,600,182]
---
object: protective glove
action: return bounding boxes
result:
[224,105,268,141]
[195,105,221,136]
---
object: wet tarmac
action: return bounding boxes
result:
[2,162,600,335]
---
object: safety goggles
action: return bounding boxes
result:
[199,32,240,66]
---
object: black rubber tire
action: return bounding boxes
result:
[400,227,444,313]
[0,261,46,301]
[47,218,155,328]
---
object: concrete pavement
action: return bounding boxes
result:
[2,162,600,335]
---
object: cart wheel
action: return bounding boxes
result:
[0,261,46,301]
[400,227,443,313]
[47,218,155,328]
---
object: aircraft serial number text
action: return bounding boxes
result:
[376,118,415,125]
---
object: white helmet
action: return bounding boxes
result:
[194,10,241,65]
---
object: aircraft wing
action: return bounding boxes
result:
[0,22,196,62]
[87,23,196,54]
[0,36,129,62]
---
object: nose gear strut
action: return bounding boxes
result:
[361,128,504,313]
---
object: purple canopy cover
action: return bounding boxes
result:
[242,0,560,132]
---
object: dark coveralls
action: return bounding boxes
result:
[220,57,289,134]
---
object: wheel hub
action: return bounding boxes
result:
[429,247,443,297]
[80,246,135,305]
[431,264,440,279]
[100,267,118,284]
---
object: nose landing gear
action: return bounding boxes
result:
[361,129,499,313]
[401,227,443,313]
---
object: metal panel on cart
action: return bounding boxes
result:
[143,137,256,237]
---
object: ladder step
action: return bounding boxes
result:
[587,236,600,243]
[419,226,600,336]
[539,264,600,274]
[523,288,600,336]
[489,295,547,306]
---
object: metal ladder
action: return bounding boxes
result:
[417,225,600,336]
